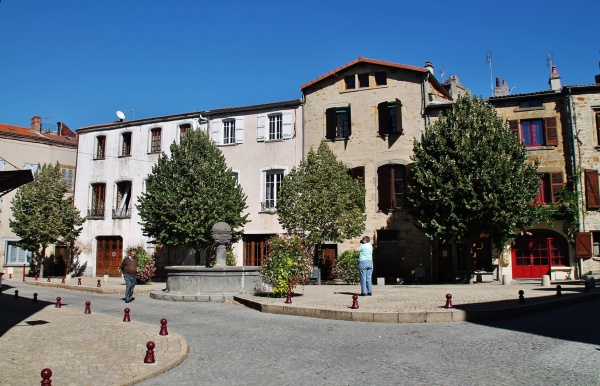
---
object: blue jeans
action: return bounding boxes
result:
[359,260,373,294]
[124,273,137,302]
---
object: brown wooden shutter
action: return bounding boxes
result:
[377,165,392,211]
[576,232,593,259]
[549,172,564,203]
[396,98,403,135]
[378,102,388,136]
[596,112,600,145]
[325,108,336,139]
[544,117,558,146]
[346,104,352,137]
[585,169,600,210]
[508,120,519,140]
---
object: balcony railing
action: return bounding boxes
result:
[260,202,277,213]
[87,207,105,219]
[112,206,132,219]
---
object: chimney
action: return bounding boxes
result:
[494,78,509,97]
[549,65,561,91]
[424,61,434,75]
[595,74,600,84]
[57,121,62,136]
[31,116,42,132]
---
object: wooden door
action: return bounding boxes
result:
[438,244,453,282]
[320,244,337,280]
[96,236,123,276]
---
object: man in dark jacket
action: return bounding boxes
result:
[120,251,138,303]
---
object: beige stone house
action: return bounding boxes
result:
[300,57,458,282]
[0,116,78,278]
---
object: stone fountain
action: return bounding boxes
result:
[150,222,263,302]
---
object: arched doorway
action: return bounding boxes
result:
[511,230,568,279]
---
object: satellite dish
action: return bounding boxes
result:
[116,110,126,120]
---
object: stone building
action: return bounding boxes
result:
[0,116,78,278]
[300,57,457,283]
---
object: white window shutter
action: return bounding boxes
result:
[282,112,292,139]
[0,160,5,171]
[235,117,244,144]
[257,115,266,142]
[211,119,222,145]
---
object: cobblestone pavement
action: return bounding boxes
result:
[2,276,600,385]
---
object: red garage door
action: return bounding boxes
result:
[512,230,568,279]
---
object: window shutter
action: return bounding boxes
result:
[396,98,403,135]
[235,117,244,144]
[325,108,336,140]
[377,165,392,211]
[282,112,292,139]
[596,112,600,144]
[211,119,221,145]
[585,169,600,210]
[349,166,365,183]
[576,232,593,259]
[257,115,266,142]
[544,117,558,146]
[0,160,4,171]
[346,104,352,137]
[378,102,388,136]
[549,172,564,203]
[508,120,519,140]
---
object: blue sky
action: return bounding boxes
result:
[1,0,598,131]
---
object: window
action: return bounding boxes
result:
[585,169,600,210]
[378,99,402,135]
[509,117,557,147]
[60,167,75,191]
[23,163,39,176]
[179,123,191,142]
[4,240,32,265]
[535,172,563,205]
[89,183,106,218]
[244,234,274,266]
[223,119,235,145]
[121,132,132,156]
[325,106,351,139]
[519,100,543,108]
[375,71,387,86]
[358,73,369,88]
[596,111,600,146]
[269,114,282,140]
[95,136,106,159]
[344,75,355,90]
[113,181,132,218]
[348,166,365,186]
[378,164,408,211]
[263,169,284,211]
[150,128,161,152]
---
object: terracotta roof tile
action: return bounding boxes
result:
[0,123,77,147]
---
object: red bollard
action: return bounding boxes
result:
[33,293,38,303]
[585,281,590,292]
[556,285,562,296]
[518,290,525,304]
[444,293,453,309]
[144,341,156,364]
[40,368,53,385]
[285,290,292,304]
[14,290,19,299]
[55,297,61,308]
[23,264,26,282]
[35,274,39,281]
[8,273,12,279]
[351,294,359,309]
[61,277,65,284]
[84,301,91,314]
[77,278,81,285]
[159,318,169,335]
[97,279,101,288]
[47,276,51,282]
[123,308,131,322]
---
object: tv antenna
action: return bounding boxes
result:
[116,110,126,121]
[546,52,553,69]
[438,65,446,81]
[486,52,493,96]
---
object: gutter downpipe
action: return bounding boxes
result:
[301,92,306,161]
[422,72,430,130]
[566,87,583,279]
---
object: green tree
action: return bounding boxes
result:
[407,95,541,250]
[10,163,85,274]
[277,141,366,250]
[137,129,248,257]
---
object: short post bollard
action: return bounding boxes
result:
[351,294,359,309]
[123,308,131,322]
[144,341,156,364]
[47,276,51,282]
[55,297,61,308]
[40,368,53,385]
[556,285,562,296]
[35,274,39,281]
[285,290,292,304]
[585,281,590,292]
[444,293,453,309]
[84,301,91,314]
[97,279,101,288]
[61,277,65,284]
[518,290,525,304]
[77,278,81,285]
[8,273,12,279]
[33,293,38,303]
[159,318,169,335]
[14,290,18,300]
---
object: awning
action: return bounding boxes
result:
[0,170,34,197]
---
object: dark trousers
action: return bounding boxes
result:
[123,273,136,302]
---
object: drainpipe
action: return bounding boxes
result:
[301,92,306,161]
[422,73,430,131]
[566,87,583,279]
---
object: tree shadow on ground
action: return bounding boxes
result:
[0,284,55,337]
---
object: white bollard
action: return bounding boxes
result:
[502,275,511,285]
[541,275,551,287]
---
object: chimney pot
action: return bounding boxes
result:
[496,77,500,87]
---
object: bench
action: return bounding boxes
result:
[474,271,494,283]
[550,266,572,280]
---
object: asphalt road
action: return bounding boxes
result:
[5,282,600,385]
